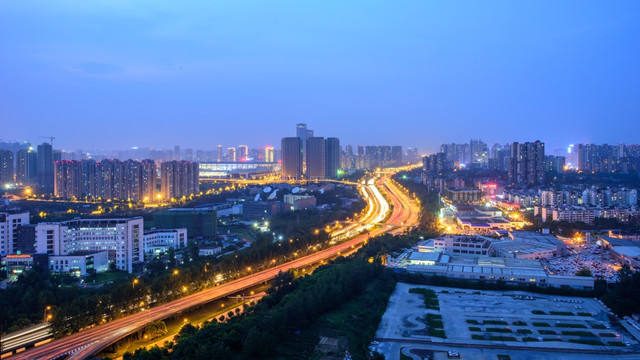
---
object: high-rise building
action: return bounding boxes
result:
[217,145,223,162]
[0,150,14,185]
[16,148,37,184]
[238,145,248,161]
[306,137,326,180]
[140,160,157,201]
[37,142,54,190]
[227,147,236,162]
[173,145,181,161]
[325,137,341,179]
[391,146,403,166]
[281,137,302,180]
[508,141,545,186]
[54,160,83,199]
[470,139,488,166]
[296,123,313,163]
[161,161,199,200]
[264,146,274,163]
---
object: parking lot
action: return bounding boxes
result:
[373,283,639,360]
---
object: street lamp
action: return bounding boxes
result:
[133,278,139,288]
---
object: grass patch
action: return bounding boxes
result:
[550,311,574,316]
[522,337,538,342]
[471,334,484,340]
[607,341,625,347]
[533,322,551,327]
[489,336,517,341]
[577,312,592,317]
[512,321,527,326]
[531,310,545,315]
[591,324,607,329]
[517,329,532,334]
[426,313,445,338]
[408,288,440,310]
[486,327,512,333]
[568,339,603,346]
[466,319,480,324]
[555,323,587,329]
[483,320,508,325]
[599,333,617,337]
[538,330,556,335]
[542,337,561,342]
[469,327,482,332]
[561,330,595,337]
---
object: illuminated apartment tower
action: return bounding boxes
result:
[281,137,302,180]
[237,145,248,162]
[16,148,37,184]
[0,150,14,186]
[161,161,199,200]
[54,160,83,198]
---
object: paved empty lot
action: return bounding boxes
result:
[373,283,640,360]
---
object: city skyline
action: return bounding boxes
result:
[2,1,640,151]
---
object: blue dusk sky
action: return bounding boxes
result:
[1,1,639,153]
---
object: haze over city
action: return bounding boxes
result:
[2,1,640,151]
[2,2,640,360]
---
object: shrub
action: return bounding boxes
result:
[517,329,532,334]
[469,327,482,332]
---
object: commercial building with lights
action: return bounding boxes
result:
[35,217,144,273]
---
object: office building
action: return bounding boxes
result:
[296,123,313,161]
[174,145,180,160]
[281,137,303,180]
[0,150,14,185]
[160,161,199,200]
[226,147,236,162]
[0,212,30,256]
[264,146,274,163]
[37,142,55,190]
[35,217,144,273]
[306,137,326,180]
[143,228,187,258]
[392,146,403,166]
[238,145,248,162]
[325,137,341,179]
[217,145,223,162]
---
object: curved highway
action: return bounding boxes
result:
[8,175,419,360]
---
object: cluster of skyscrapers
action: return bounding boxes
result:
[0,142,57,190]
[281,124,341,180]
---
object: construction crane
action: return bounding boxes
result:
[39,136,56,147]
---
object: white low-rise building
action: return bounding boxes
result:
[36,217,144,273]
[0,212,30,256]
[143,228,187,259]
[48,251,109,276]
